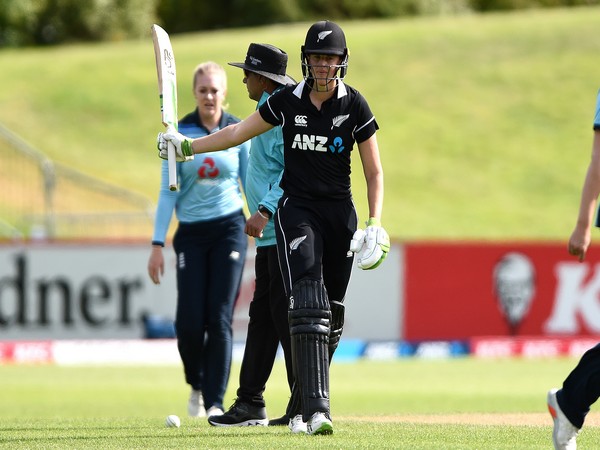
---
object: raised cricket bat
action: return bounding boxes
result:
[151,24,178,191]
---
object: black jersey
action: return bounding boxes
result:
[259,81,379,201]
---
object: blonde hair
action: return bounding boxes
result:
[192,61,228,110]
[192,61,227,89]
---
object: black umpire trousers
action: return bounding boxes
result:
[236,244,294,407]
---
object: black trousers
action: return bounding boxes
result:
[274,195,356,300]
[558,343,600,428]
[275,195,357,418]
[236,244,294,407]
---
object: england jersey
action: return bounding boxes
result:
[259,80,379,201]
[594,88,600,130]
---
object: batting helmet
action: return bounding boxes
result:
[301,20,349,87]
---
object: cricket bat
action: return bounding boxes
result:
[151,24,178,191]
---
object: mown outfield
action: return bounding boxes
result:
[1,358,599,449]
[1,7,600,240]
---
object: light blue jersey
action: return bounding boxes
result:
[245,89,285,247]
[594,89,600,129]
[152,110,250,244]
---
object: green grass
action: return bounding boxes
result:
[1,7,600,240]
[1,358,599,448]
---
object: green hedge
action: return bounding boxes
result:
[0,0,158,46]
[1,0,599,47]
[471,0,599,10]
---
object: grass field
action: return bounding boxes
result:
[1,357,599,449]
[3,7,600,240]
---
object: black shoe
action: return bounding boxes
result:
[208,400,268,427]
[268,414,288,426]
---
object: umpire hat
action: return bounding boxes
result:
[229,43,295,85]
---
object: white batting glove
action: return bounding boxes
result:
[349,228,366,253]
[349,217,390,270]
[157,127,194,162]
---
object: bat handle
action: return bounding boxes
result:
[167,141,177,191]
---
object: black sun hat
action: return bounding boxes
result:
[229,43,295,85]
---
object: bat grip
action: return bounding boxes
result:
[167,142,177,191]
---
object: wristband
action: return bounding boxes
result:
[258,205,272,220]
[366,217,381,227]
[151,240,164,247]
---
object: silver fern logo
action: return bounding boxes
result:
[317,31,333,42]
[289,235,307,251]
[331,114,349,129]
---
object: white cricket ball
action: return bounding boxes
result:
[165,414,181,428]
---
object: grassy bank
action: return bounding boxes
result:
[1,7,599,240]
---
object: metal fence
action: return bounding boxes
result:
[0,122,156,241]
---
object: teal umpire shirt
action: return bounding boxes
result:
[245,88,285,248]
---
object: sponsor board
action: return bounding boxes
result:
[471,336,599,358]
[404,242,600,340]
[0,242,400,341]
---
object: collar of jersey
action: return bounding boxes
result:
[293,80,347,99]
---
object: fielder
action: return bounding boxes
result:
[148,62,249,419]
[548,88,600,450]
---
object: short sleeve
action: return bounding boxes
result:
[354,93,379,143]
[259,94,282,127]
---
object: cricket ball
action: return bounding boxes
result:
[165,414,181,428]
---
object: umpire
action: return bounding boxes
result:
[208,43,297,428]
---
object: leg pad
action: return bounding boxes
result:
[288,279,331,420]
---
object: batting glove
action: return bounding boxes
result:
[349,217,390,270]
[157,127,194,162]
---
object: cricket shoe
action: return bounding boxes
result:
[306,412,333,435]
[547,388,580,450]
[206,406,224,417]
[208,400,267,427]
[187,389,206,417]
[288,414,307,434]
[268,414,288,426]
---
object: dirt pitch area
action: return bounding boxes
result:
[345,413,600,427]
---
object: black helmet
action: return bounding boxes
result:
[302,20,347,56]
[301,20,349,88]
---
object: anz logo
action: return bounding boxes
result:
[292,134,346,153]
[329,137,345,153]
[292,134,328,152]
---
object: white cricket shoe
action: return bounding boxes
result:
[306,412,333,435]
[547,388,580,450]
[188,389,206,417]
[288,414,307,434]
[206,406,224,417]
